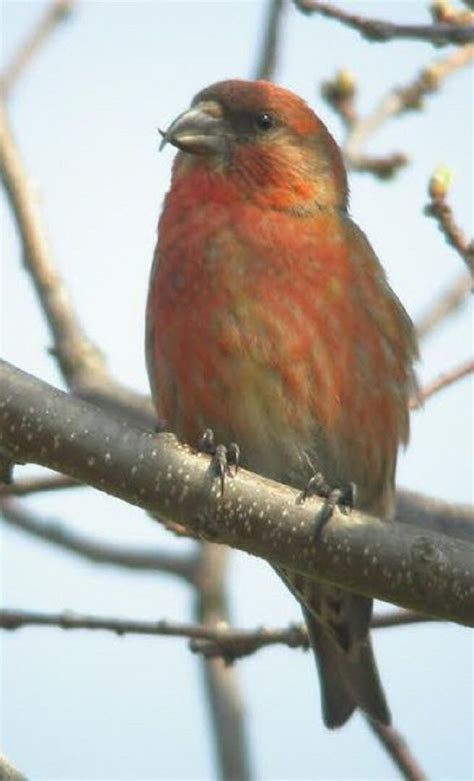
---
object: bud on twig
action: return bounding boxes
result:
[429,165,453,199]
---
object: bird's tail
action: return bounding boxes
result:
[303,603,391,728]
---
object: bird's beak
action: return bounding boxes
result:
[159,100,226,156]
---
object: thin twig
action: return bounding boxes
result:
[0,608,435,655]
[0,500,198,583]
[396,489,474,545]
[192,611,436,660]
[0,99,104,388]
[425,173,474,277]
[410,359,474,409]
[348,44,474,172]
[254,0,286,81]
[371,610,437,630]
[415,273,472,340]
[0,609,233,639]
[0,473,79,497]
[0,0,76,96]
[366,719,428,781]
[325,45,474,178]
[293,1,474,45]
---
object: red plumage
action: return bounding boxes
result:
[147,80,417,727]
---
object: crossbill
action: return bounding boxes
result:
[146,80,417,727]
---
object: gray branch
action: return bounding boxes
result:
[0,500,198,583]
[1,359,473,626]
[293,1,474,45]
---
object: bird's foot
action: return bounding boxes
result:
[198,428,240,496]
[300,473,357,528]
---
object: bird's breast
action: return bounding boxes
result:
[147,194,412,509]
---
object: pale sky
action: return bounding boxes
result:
[1,2,473,779]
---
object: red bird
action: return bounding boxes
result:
[146,80,417,727]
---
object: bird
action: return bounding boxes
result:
[146,79,417,728]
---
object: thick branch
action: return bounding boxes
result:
[1,360,473,625]
[294,1,474,45]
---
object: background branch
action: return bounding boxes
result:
[254,0,286,80]
[415,273,472,340]
[294,1,474,45]
[395,489,474,545]
[410,358,474,408]
[366,720,427,781]
[0,0,75,96]
[0,499,198,583]
[0,608,436,657]
[0,473,78,497]
[322,45,474,178]
[0,603,436,780]
[193,545,252,780]
[426,169,474,276]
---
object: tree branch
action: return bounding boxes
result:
[410,359,474,409]
[1,360,473,625]
[0,608,436,656]
[0,499,198,583]
[253,0,286,81]
[192,610,436,660]
[293,1,474,45]
[415,273,472,341]
[425,169,474,277]
[395,489,474,545]
[1,32,251,772]
[366,720,428,781]
[0,472,79,497]
[0,0,76,96]
[322,45,474,178]
[193,545,252,779]
[0,601,434,781]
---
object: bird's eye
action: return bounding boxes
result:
[255,112,274,131]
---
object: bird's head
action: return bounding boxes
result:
[160,80,348,212]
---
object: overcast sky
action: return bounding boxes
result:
[1,2,473,779]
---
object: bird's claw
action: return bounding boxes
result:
[198,429,240,495]
[300,473,357,528]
